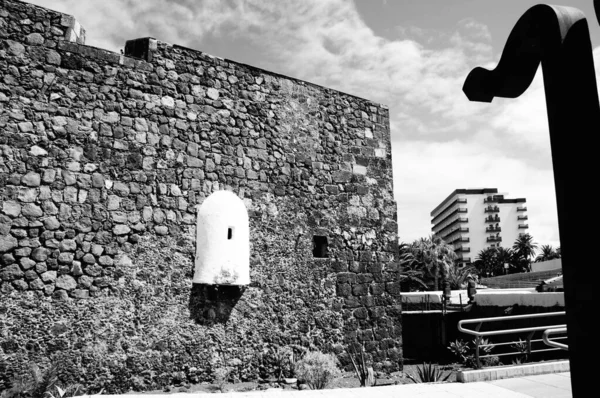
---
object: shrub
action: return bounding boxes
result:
[482,356,501,367]
[407,362,451,383]
[0,360,84,398]
[512,357,523,365]
[510,339,529,363]
[212,367,232,393]
[258,345,295,381]
[448,338,495,369]
[46,385,84,398]
[0,352,14,393]
[448,340,470,364]
[293,351,340,390]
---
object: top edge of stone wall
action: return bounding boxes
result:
[165,41,390,110]
[3,0,389,110]
[2,0,86,44]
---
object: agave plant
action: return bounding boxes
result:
[447,265,477,290]
[46,385,84,398]
[510,338,529,363]
[407,362,451,383]
[0,361,86,398]
[348,343,375,387]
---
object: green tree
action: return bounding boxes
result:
[474,246,514,276]
[413,235,457,290]
[535,244,560,262]
[512,234,538,272]
[398,242,428,292]
[496,247,515,273]
[474,247,499,276]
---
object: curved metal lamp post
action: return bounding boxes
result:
[463,3,598,396]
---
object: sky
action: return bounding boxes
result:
[27,0,600,253]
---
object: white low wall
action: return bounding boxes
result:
[474,290,565,307]
[401,288,565,307]
[402,289,565,307]
[401,291,442,304]
[401,290,472,305]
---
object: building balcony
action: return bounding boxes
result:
[446,235,460,244]
[457,198,467,203]
[455,246,470,253]
[486,226,501,232]
[459,257,472,263]
[435,218,469,236]
[487,236,502,242]
[518,224,529,229]
[517,206,527,212]
[484,206,500,213]
[485,215,501,223]
[484,196,497,203]
[432,206,468,225]
[518,215,528,220]
[448,234,470,245]
[438,226,469,240]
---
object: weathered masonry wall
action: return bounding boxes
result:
[0,0,401,392]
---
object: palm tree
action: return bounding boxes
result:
[474,247,499,276]
[415,235,457,290]
[474,246,515,276]
[512,233,538,272]
[535,245,559,262]
[496,247,515,274]
[398,242,428,292]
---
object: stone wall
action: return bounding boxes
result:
[0,0,402,392]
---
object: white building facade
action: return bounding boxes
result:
[430,188,529,266]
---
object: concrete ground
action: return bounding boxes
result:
[102,372,571,398]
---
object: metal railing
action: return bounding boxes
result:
[543,327,568,350]
[458,312,567,368]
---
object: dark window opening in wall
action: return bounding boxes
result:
[313,236,328,258]
[227,227,233,240]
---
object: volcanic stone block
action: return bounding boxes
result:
[0,236,18,253]
[41,271,57,283]
[20,258,36,270]
[58,253,74,264]
[55,275,77,291]
[2,201,21,217]
[21,204,43,217]
[1,264,23,281]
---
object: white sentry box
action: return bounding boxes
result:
[193,190,250,285]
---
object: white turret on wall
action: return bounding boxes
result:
[193,190,250,285]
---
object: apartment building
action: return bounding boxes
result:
[431,188,529,265]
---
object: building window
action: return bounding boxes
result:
[313,236,328,258]
[227,227,233,240]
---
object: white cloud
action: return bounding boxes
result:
[393,139,559,249]
[27,0,572,249]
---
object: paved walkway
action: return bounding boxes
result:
[489,372,571,398]
[107,372,572,398]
